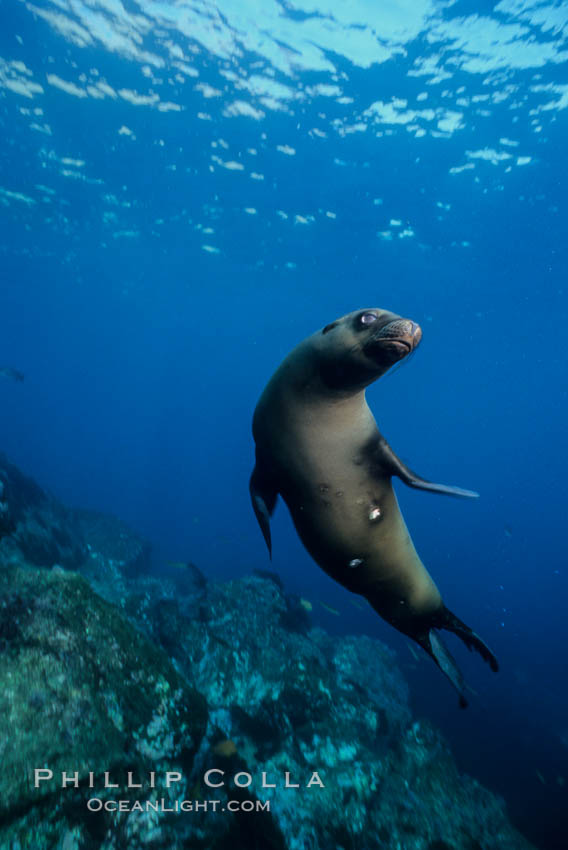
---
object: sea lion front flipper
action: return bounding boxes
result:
[376,436,479,499]
[250,462,279,559]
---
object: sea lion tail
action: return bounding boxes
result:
[438,606,499,673]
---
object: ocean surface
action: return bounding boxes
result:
[0,1,566,847]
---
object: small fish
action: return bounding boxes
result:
[167,561,187,569]
[504,525,513,538]
[536,770,546,785]
[349,598,365,610]
[0,367,24,382]
[319,602,340,616]
[299,598,312,611]
[213,739,238,758]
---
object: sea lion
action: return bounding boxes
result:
[250,307,498,706]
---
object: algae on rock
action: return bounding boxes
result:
[0,564,206,848]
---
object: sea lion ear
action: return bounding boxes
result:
[322,321,339,335]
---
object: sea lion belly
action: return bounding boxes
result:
[255,388,439,616]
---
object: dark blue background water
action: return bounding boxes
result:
[1,2,567,847]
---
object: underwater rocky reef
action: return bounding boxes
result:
[0,455,535,850]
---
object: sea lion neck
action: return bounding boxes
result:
[318,359,384,396]
[279,339,379,401]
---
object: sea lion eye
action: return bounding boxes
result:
[360,312,378,325]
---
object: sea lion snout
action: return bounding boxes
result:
[365,318,422,362]
[379,318,422,346]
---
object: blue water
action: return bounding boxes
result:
[1,1,567,847]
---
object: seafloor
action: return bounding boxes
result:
[0,454,535,850]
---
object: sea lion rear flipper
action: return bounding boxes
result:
[419,630,469,708]
[250,462,279,559]
[439,606,499,673]
[416,607,498,707]
[376,437,479,499]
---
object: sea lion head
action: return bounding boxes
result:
[316,307,422,391]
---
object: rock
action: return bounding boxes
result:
[0,455,85,569]
[0,459,151,579]
[75,509,152,580]
[141,574,535,850]
[0,564,207,849]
